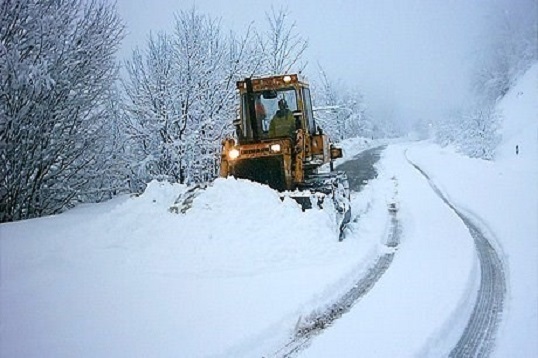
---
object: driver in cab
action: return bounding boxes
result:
[269,98,296,138]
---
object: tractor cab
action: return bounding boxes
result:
[234,74,317,143]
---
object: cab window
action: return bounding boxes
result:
[302,88,316,135]
[240,88,298,140]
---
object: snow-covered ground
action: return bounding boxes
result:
[1,64,536,357]
[301,64,538,357]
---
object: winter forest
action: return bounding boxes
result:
[1,0,537,223]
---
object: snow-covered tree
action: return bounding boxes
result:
[257,6,308,75]
[122,8,260,189]
[88,84,132,198]
[122,32,182,189]
[434,108,464,147]
[0,0,124,222]
[434,104,501,160]
[457,106,501,159]
[311,66,371,141]
[174,10,230,184]
[472,0,537,104]
[434,0,536,160]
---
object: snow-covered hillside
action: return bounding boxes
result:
[1,65,536,357]
[407,63,538,357]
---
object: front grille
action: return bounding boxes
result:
[232,156,286,191]
[241,147,270,155]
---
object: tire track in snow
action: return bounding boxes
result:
[407,157,506,357]
[271,146,398,357]
[272,213,401,358]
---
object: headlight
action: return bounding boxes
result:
[283,75,292,83]
[270,144,281,153]
[228,148,240,160]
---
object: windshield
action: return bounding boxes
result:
[241,88,298,140]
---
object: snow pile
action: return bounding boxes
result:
[119,177,346,277]
[0,168,389,357]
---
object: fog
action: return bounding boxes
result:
[116,0,509,130]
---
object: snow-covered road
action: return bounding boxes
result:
[407,155,506,357]
[274,146,401,356]
[299,144,480,357]
[287,144,506,358]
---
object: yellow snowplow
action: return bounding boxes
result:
[220,74,350,238]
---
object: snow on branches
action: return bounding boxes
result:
[0,0,124,222]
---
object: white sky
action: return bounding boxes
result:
[116,0,493,125]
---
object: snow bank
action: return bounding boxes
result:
[121,177,344,277]
[0,168,387,357]
[496,63,538,163]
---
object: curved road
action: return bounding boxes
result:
[408,158,506,357]
[275,146,506,357]
[336,146,386,192]
[274,146,399,357]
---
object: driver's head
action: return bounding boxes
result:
[278,98,288,110]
